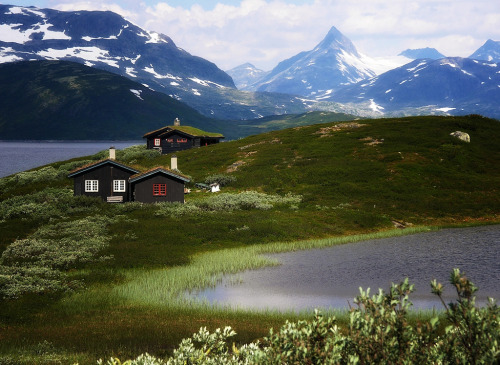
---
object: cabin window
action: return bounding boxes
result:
[177,138,188,143]
[166,139,174,143]
[113,180,126,192]
[85,180,99,192]
[154,138,161,146]
[153,184,167,196]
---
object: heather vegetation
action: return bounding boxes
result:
[0,115,499,363]
[101,270,500,364]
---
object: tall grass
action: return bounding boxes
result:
[112,226,435,309]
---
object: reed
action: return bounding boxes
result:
[113,226,435,309]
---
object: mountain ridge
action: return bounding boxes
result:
[0,4,311,120]
[246,26,377,97]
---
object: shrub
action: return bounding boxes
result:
[155,191,302,217]
[203,174,237,187]
[0,215,118,298]
[93,145,161,163]
[197,191,302,212]
[0,188,103,222]
[105,269,499,364]
[0,188,73,221]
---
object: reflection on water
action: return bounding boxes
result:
[191,225,500,311]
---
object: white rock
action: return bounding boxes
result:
[450,131,470,143]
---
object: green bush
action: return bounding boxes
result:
[0,188,104,222]
[203,174,237,187]
[93,145,161,163]
[0,215,118,298]
[105,269,499,364]
[155,191,302,217]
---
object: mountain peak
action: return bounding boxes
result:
[469,39,500,62]
[316,26,359,56]
[398,47,445,60]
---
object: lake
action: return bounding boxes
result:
[190,225,500,311]
[0,141,141,178]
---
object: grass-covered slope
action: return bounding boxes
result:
[0,60,223,140]
[158,114,500,224]
[0,115,499,363]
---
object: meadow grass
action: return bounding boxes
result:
[0,115,499,363]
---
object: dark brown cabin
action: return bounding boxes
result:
[143,119,224,154]
[67,159,139,203]
[129,168,190,203]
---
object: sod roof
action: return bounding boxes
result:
[143,125,224,138]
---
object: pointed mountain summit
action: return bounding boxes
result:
[248,26,376,97]
[469,39,500,62]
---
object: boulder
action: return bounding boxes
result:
[450,131,470,143]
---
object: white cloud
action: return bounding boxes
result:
[32,0,500,70]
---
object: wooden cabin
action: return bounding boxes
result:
[68,149,190,204]
[143,118,224,154]
[129,167,190,203]
[67,157,139,203]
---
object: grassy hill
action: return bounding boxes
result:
[0,115,499,363]
[0,60,224,140]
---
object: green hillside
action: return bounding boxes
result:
[0,60,223,140]
[0,115,499,363]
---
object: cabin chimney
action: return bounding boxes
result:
[109,146,116,160]
[174,117,180,126]
[171,154,178,170]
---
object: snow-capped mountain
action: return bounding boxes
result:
[226,63,269,90]
[0,5,234,88]
[319,57,500,119]
[247,26,378,98]
[469,39,500,62]
[398,48,445,60]
[0,5,311,119]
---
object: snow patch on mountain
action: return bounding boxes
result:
[144,66,182,81]
[130,89,143,100]
[38,47,120,68]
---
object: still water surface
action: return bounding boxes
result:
[191,225,500,311]
[0,141,141,178]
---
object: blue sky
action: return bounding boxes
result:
[3,0,499,70]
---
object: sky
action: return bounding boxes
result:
[3,0,500,71]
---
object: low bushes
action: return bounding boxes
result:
[92,145,161,163]
[203,173,237,187]
[101,269,500,364]
[155,191,302,217]
[0,188,104,222]
[0,160,93,193]
[0,215,119,298]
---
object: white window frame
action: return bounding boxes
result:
[154,138,161,146]
[113,180,126,192]
[85,180,99,192]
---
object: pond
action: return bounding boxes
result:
[190,225,500,311]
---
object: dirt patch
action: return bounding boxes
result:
[239,138,281,150]
[361,137,384,146]
[314,122,366,137]
[226,160,246,173]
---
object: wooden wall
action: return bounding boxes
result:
[73,164,136,202]
[131,173,185,203]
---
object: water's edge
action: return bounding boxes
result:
[189,225,500,312]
